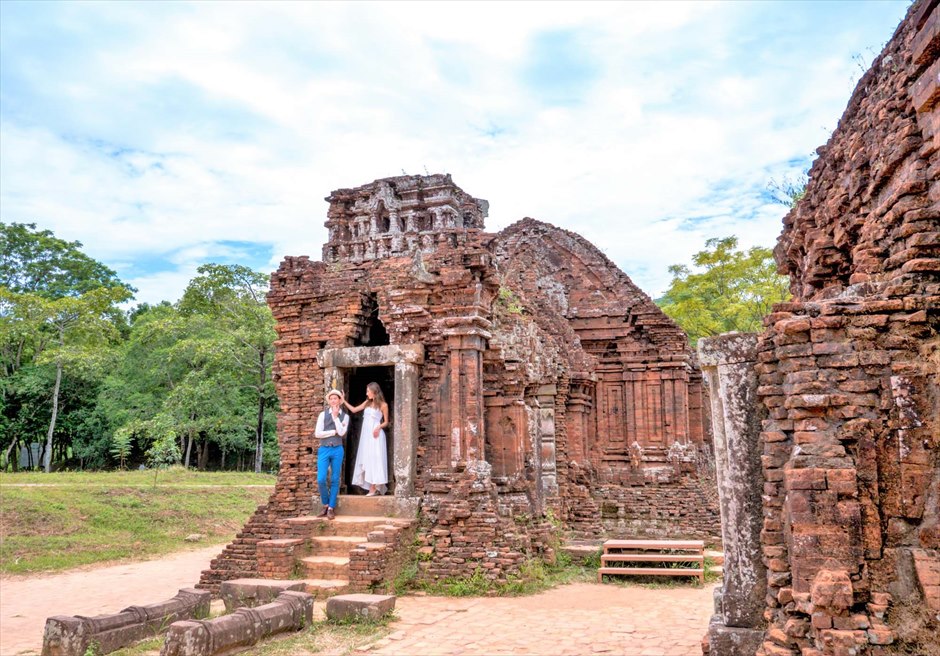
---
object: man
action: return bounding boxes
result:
[315,389,349,520]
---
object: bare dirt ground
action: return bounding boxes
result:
[0,545,222,655]
[1,548,715,656]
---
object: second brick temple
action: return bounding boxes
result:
[201,174,719,591]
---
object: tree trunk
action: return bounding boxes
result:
[184,433,193,468]
[254,351,267,473]
[221,448,226,470]
[43,360,63,473]
[198,439,209,471]
[3,438,18,471]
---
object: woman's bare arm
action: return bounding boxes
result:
[344,399,369,413]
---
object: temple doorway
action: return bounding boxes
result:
[344,365,395,494]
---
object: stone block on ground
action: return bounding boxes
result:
[561,542,602,564]
[705,620,766,656]
[219,578,307,612]
[42,588,210,656]
[161,591,313,656]
[325,593,396,622]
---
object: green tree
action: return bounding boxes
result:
[657,236,790,345]
[1,223,133,471]
[179,264,277,473]
[2,286,131,471]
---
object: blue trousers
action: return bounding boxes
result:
[317,444,344,509]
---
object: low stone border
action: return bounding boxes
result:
[42,588,210,656]
[161,590,313,656]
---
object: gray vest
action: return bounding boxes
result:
[319,409,347,447]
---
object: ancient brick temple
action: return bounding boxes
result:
[200,172,719,590]
[702,2,940,654]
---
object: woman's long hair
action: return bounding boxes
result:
[367,382,386,408]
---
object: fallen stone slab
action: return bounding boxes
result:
[161,590,313,656]
[42,588,210,656]
[325,593,396,622]
[219,578,307,612]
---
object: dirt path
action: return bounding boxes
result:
[1,549,716,656]
[0,545,222,656]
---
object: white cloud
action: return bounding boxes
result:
[0,0,911,303]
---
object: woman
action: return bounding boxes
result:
[344,382,389,496]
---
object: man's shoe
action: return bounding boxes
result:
[317,506,329,518]
[327,507,336,520]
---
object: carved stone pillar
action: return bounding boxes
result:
[698,332,766,655]
[445,331,488,466]
[537,384,558,496]
[393,360,419,496]
[565,379,593,464]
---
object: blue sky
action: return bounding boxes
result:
[0,1,912,305]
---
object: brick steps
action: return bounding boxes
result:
[300,555,351,578]
[252,496,417,599]
[311,535,369,555]
[300,578,350,598]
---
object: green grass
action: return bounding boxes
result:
[108,616,397,656]
[0,466,275,486]
[0,469,274,574]
[416,552,596,598]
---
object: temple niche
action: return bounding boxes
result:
[200,172,719,591]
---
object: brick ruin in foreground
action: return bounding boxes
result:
[199,173,720,591]
[703,2,939,654]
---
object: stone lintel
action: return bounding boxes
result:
[697,332,759,368]
[318,344,424,368]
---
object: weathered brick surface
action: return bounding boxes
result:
[752,3,940,654]
[201,173,718,590]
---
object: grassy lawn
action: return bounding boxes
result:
[0,467,275,486]
[0,468,274,574]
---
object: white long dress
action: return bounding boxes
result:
[351,406,388,494]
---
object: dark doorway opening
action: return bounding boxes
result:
[343,365,395,494]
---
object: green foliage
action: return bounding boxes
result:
[496,286,524,315]
[767,172,808,208]
[0,225,277,473]
[110,428,133,469]
[1,224,133,472]
[391,560,420,595]
[417,555,594,598]
[657,236,790,345]
[0,222,134,299]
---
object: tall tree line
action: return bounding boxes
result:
[1,222,278,472]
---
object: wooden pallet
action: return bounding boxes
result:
[598,539,705,584]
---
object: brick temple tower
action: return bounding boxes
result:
[201,173,719,591]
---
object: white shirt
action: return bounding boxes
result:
[315,408,349,442]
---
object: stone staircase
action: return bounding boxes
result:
[255,495,416,599]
